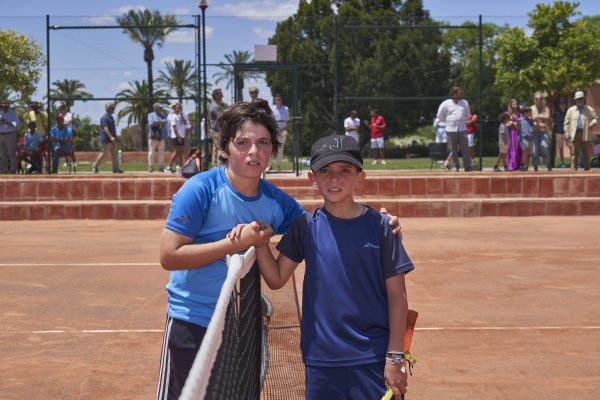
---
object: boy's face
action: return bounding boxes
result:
[523,111,532,118]
[309,161,365,204]
[223,121,273,179]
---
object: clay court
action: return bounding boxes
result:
[1,216,599,399]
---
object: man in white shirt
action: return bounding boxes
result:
[271,94,289,172]
[344,110,360,143]
[435,86,473,172]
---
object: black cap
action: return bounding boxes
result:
[310,135,363,171]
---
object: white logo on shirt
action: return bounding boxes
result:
[363,242,380,249]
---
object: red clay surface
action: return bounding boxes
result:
[1,217,600,399]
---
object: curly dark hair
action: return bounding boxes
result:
[216,100,280,163]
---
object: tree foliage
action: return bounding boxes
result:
[49,79,93,111]
[157,59,197,104]
[117,8,179,134]
[0,30,45,99]
[494,1,600,103]
[267,0,451,151]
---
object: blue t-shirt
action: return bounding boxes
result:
[277,207,414,367]
[164,166,304,327]
[99,113,116,144]
[520,118,534,139]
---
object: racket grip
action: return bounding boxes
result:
[381,388,405,400]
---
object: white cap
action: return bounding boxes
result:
[574,91,585,100]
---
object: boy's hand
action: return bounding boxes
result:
[227,221,273,249]
[380,208,403,240]
[384,363,408,398]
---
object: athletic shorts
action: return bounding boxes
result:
[305,362,386,400]
[370,137,384,149]
[467,133,475,147]
[156,316,207,400]
[499,142,508,154]
[520,138,532,151]
[171,137,185,147]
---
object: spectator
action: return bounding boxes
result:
[209,88,224,167]
[506,99,522,171]
[49,114,73,173]
[552,98,571,168]
[564,90,598,171]
[466,113,478,166]
[531,92,552,171]
[363,108,387,165]
[271,94,289,171]
[92,102,122,173]
[435,86,472,172]
[344,110,360,143]
[0,98,19,174]
[249,86,259,101]
[26,101,48,138]
[519,106,534,171]
[23,121,43,173]
[147,103,168,173]
[58,103,76,168]
[493,112,511,172]
[167,102,190,174]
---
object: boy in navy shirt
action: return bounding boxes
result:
[255,135,414,399]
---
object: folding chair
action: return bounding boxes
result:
[428,142,448,169]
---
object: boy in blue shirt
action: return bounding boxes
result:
[49,114,73,173]
[519,106,534,171]
[24,121,43,173]
[254,135,414,399]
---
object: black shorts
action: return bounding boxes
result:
[171,137,184,147]
[156,316,207,400]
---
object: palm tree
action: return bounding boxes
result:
[115,79,167,149]
[49,79,92,111]
[116,9,179,117]
[213,50,262,101]
[156,59,197,104]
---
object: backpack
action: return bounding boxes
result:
[180,148,202,179]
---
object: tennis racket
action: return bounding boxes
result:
[381,309,419,400]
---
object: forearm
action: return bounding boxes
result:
[387,278,408,352]
[103,127,113,139]
[255,246,285,289]
[160,232,249,271]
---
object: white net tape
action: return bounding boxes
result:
[179,246,257,400]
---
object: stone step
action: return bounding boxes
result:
[2,197,599,220]
[3,172,600,201]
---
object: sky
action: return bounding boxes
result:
[2,0,599,128]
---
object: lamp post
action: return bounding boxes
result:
[199,0,209,170]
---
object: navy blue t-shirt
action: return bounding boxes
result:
[277,207,414,367]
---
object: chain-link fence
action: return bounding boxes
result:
[2,13,541,164]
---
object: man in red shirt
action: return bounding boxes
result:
[363,109,386,165]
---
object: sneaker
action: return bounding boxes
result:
[92,165,99,173]
[493,166,501,172]
[62,162,68,167]
[534,166,538,172]
[148,166,154,173]
[559,163,566,168]
[547,165,552,172]
[113,169,124,174]
[380,160,386,165]
[73,162,77,167]
[371,160,377,165]
[159,167,165,173]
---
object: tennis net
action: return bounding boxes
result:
[179,247,264,400]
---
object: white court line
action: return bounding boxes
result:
[0,262,160,267]
[417,326,600,331]
[1,329,163,334]
[2,326,600,335]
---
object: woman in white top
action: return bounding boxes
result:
[167,102,190,173]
